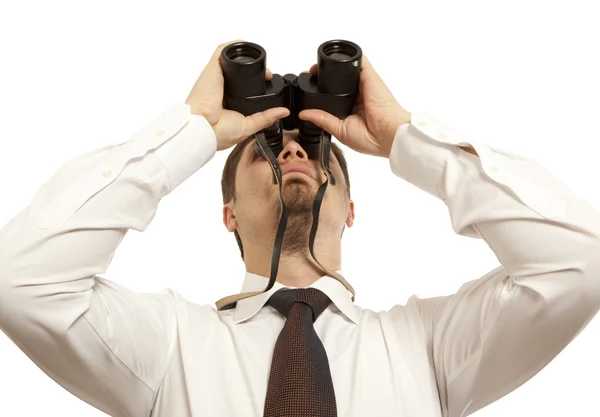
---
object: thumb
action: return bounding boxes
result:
[205,40,245,83]
[243,107,290,138]
[298,109,345,140]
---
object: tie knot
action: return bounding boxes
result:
[267,288,331,322]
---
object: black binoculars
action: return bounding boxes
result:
[221,39,362,159]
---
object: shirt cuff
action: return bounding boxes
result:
[150,105,217,192]
[389,113,570,219]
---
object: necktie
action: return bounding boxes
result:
[263,288,338,417]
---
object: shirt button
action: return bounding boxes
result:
[437,132,447,140]
[488,165,499,173]
[155,130,165,137]
[101,168,111,178]
[416,120,428,126]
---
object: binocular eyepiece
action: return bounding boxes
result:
[221,40,362,159]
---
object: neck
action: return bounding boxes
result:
[242,231,342,288]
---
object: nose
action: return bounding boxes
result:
[277,139,308,164]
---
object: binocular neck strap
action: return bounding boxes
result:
[214,130,356,311]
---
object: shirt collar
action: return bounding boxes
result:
[232,269,358,325]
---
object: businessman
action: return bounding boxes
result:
[0,40,599,417]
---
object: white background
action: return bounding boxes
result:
[1,0,599,416]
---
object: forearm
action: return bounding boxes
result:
[388,113,600,416]
[0,103,217,415]
[390,113,600,279]
[0,102,215,347]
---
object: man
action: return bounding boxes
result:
[0,39,598,417]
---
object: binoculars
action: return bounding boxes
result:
[221,39,362,159]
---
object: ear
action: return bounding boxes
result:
[223,203,238,232]
[345,200,355,227]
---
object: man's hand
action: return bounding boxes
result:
[298,56,411,159]
[185,40,290,152]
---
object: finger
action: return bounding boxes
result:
[359,55,397,101]
[266,68,273,81]
[361,55,393,91]
[198,40,246,87]
[214,39,244,60]
[300,64,316,76]
[213,39,245,70]
[360,56,383,83]
[298,109,345,140]
[243,107,290,138]
[301,64,317,75]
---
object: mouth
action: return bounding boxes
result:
[283,171,310,177]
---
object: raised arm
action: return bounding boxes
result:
[388,114,600,417]
[0,103,217,415]
[298,55,600,417]
[0,40,289,416]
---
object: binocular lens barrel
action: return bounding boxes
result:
[317,40,362,95]
[221,42,267,98]
[221,39,362,157]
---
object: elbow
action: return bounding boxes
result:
[0,268,93,337]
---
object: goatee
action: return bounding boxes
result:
[272,176,317,255]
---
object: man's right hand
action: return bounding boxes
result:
[185,40,290,152]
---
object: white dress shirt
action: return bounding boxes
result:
[0,103,599,417]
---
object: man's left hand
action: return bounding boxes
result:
[298,56,411,159]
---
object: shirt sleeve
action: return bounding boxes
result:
[0,103,217,416]
[386,114,600,417]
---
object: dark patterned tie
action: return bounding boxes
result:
[263,287,338,417]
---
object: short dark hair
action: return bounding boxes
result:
[221,135,351,259]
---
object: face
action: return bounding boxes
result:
[223,129,354,254]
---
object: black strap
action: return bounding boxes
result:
[255,129,336,295]
[216,128,354,311]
